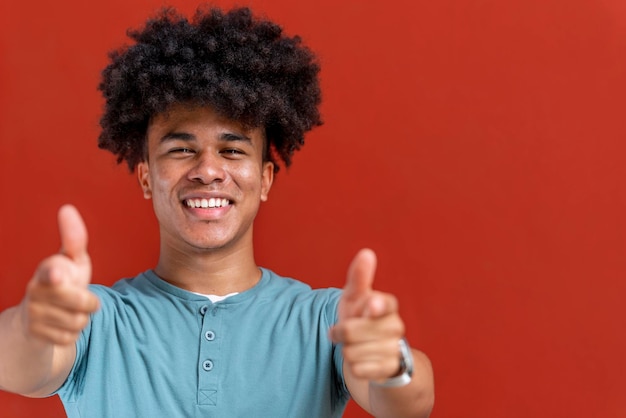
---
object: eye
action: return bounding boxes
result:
[221,148,245,156]
[169,147,195,154]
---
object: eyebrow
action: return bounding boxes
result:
[159,132,195,143]
[220,132,252,144]
[159,131,252,144]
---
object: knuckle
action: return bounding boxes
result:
[393,320,405,336]
[57,330,77,345]
[27,323,51,342]
[73,290,87,309]
[78,292,99,313]
[71,314,89,331]
[37,256,61,275]
[332,323,346,340]
[25,302,44,326]
[342,346,356,362]
[26,321,39,336]
[383,316,404,337]
[26,281,44,299]
[385,357,401,376]
[347,362,363,378]
[25,301,38,318]
[341,327,354,342]
[386,293,398,306]
[340,322,360,342]
[382,339,397,355]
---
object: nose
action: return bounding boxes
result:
[187,150,226,184]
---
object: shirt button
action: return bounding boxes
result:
[202,360,214,371]
[200,305,209,315]
[205,330,216,341]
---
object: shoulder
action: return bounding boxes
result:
[86,271,170,319]
[88,274,140,301]
[261,267,341,297]
[259,268,342,323]
[88,270,170,299]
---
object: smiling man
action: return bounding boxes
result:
[139,105,274,295]
[0,6,434,417]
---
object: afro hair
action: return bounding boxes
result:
[98,6,322,172]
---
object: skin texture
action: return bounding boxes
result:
[137,104,274,295]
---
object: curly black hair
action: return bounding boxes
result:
[98,5,322,172]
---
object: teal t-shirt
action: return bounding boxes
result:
[56,268,349,417]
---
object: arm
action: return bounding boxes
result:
[343,346,434,418]
[0,205,99,397]
[330,249,435,418]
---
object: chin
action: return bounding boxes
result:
[187,235,238,251]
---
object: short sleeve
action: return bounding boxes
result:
[52,284,103,400]
[324,288,350,403]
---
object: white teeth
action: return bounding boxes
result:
[186,198,230,208]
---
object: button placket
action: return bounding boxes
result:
[197,303,224,406]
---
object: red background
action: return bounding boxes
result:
[2,0,626,417]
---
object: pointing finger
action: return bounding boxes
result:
[339,248,377,320]
[343,248,377,300]
[58,204,89,263]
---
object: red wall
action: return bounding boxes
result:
[2,0,626,417]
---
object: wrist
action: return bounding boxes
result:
[372,337,414,388]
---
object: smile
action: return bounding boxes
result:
[184,198,231,208]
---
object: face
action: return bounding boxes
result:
[137,104,274,255]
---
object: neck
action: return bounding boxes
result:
[154,241,261,296]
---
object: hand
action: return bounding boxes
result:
[329,249,405,382]
[21,205,99,345]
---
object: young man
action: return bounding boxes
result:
[0,6,434,417]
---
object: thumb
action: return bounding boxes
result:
[339,248,377,319]
[58,204,89,265]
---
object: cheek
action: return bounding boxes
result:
[149,167,178,203]
[234,162,266,191]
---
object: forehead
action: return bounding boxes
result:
[147,103,267,144]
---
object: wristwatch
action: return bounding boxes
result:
[374,337,414,387]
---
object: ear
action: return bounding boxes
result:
[137,162,152,199]
[260,161,274,202]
